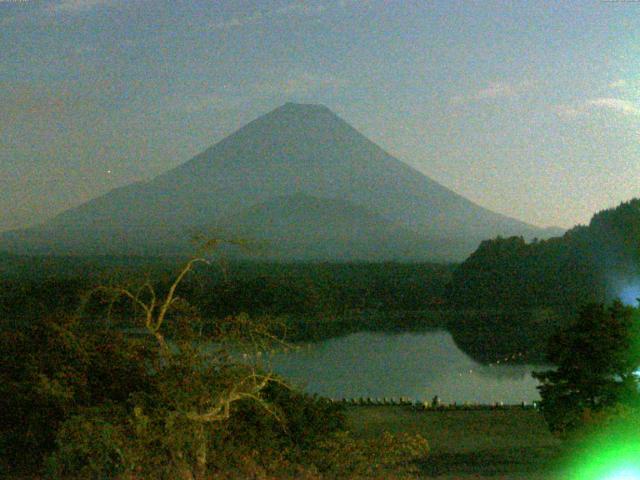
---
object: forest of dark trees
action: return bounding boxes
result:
[444,199,640,362]
[448,199,640,310]
[0,260,454,342]
[1,199,638,364]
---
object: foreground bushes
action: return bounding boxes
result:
[0,315,152,473]
[1,322,428,479]
[0,259,429,478]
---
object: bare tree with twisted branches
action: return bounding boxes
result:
[86,241,289,479]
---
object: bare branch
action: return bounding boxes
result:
[155,257,209,332]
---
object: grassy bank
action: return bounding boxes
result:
[346,406,561,479]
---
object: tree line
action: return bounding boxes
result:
[447,199,640,310]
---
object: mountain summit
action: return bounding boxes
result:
[1,103,558,260]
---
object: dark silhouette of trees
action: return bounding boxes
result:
[533,301,640,434]
[448,198,640,311]
[445,199,640,362]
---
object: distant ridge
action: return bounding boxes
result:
[0,103,560,260]
[213,193,477,261]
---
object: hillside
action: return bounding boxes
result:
[213,194,477,261]
[441,199,640,363]
[448,198,640,309]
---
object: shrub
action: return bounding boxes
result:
[533,301,640,434]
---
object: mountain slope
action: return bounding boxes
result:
[1,103,556,259]
[213,194,477,261]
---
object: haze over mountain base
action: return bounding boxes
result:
[0,103,561,261]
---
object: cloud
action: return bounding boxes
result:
[179,93,236,114]
[587,98,640,115]
[1,0,117,24]
[274,1,327,17]
[555,105,583,119]
[252,71,346,97]
[450,80,531,105]
[208,1,348,31]
[47,0,111,14]
[474,82,520,99]
[609,79,627,90]
[176,72,346,113]
[209,11,263,31]
[608,78,640,97]
[557,97,640,118]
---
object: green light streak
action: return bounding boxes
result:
[603,467,640,480]
[553,306,640,479]
[559,412,640,480]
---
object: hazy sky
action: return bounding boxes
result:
[1,0,639,231]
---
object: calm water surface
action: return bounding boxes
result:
[265,331,546,404]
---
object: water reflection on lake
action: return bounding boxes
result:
[265,331,546,404]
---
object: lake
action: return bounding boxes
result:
[264,331,547,404]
